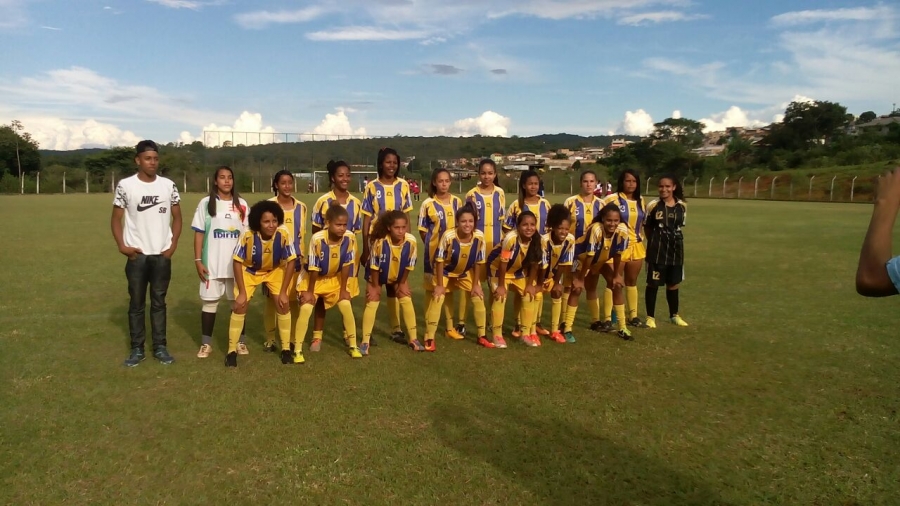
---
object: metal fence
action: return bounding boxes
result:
[645,174,877,203]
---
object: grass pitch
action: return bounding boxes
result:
[1,194,899,505]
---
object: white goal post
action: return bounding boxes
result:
[312,171,379,193]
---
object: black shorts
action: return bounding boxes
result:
[646,263,684,287]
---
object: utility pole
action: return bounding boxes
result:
[11,120,23,194]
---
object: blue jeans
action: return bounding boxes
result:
[125,254,171,350]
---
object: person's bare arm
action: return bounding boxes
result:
[857,168,900,297]
[111,207,141,259]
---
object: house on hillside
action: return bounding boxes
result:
[490,153,504,164]
[854,116,900,135]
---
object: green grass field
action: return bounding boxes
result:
[2,194,899,505]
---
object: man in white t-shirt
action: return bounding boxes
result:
[111,140,182,367]
[857,166,900,297]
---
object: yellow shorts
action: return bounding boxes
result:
[489,277,528,296]
[621,241,646,262]
[236,268,285,300]
[431,272,476,293]
[297,271,357,309]
[286,271,299,298]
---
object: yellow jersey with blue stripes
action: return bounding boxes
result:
[232,226,297,274]
[311,191,363,234]
[418,195,463,275]
[465,186,505,251]
[368,233,417,285]
[503,198,552,235]
[435,229,486,278]
[602,193,647,244]
[564,194,603,255]
[586,223,629,267]
[361,179,414,233]
[541,232,576,278]
[306,230,356,279]
[268,196,307,269]
[488,230,544,280]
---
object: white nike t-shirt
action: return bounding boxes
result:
[113,174,181,255]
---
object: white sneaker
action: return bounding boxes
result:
[236,342,250,355]
[197,344,212,358]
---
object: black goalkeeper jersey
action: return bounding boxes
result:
[644,199,686,266]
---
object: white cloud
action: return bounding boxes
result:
[234,7,327,29]
[434,111,511,137]
[671,110,682,119]
[618,10,707,26]
[0,0,29,30]
[307,26,429,42]
[186,111,279,147]
[699,106,771,133]
[40,25,61,31]
[146,0,224,10]
[770,6,883,27]
[311,108,367,139]
[3,116,141,150]
[611,109,655,136]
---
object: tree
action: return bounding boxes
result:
[0,121,41,179]
[858,111,877,123]
[782,100,848,144]
[649,117,706,148]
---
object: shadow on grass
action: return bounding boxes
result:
[106,303,130,351]
[430,402,734,506]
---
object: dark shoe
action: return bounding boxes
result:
[225,351,237,367]
[390,331,406,344]
[153,346,175,365]
[280,350,293,365]
[263,341,278,353]
[124,348,145,367]
[369,335,378,347]
[627,317,647,329]
[455,324,466,336]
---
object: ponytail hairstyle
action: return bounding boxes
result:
[516,210,542,270]
[659,173,686,202]
[478,158,499,187]
[208,166,245,221]
[580,169,598,186]
[272,169,294,195]
[545,204,571,231]
[428,167,452,198]
[616,169,643,212]
[456,203,477,226]
[518,170,540,208]
[370,210,407,241]
[326,160,350,189]
[377,147,400,179]
[324,200,349,224]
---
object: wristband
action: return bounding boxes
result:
[195,259,203,262]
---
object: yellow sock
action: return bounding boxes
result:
[293,304,314,352]
[532,292,543,334]
[276,312,292,351]
[560,288,570,322]
[520,294,536,335]
[459,291,470,325]
[471,295,487,337]
[614,305,627,330]
[387,296,401,333]
[444,291,455,329]
[362,300,379,344]
[425,294,445,340]
[399,296,417,342]
[312,330,323,342]
[626,286,639,320]
[491,296,506,337]
[550,297,562,331]
[336,300,357,348]
[603,288,613,320]
[264,298,277,343]
[228,313,245,353]
[588,297,600,322]
[563,304,578,332]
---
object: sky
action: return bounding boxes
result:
[0,0,898,150]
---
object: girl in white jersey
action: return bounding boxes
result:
[191,166,248,358]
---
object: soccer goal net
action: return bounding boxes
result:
[312,171,379,193]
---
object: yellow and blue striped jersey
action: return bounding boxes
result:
[465,186,505,252]
[541,232,576,278]
[585,223,629,267]
[602,193,647,243]
[488,230,544,280]
[435,229,486,278]
[418,195,463,275]
[311,191,363,234]
[564,194,603,255]
[306,230,356,278]
[361,179,414,233]
[232,226,297,274]
[369,233,417,285]
[503,198,552,235]
[268,196,307,268]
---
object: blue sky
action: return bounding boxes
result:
[0,0,898,149]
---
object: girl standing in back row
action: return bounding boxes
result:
[465,159,506,336]
[602,169,647,329]
[563,170,603,332]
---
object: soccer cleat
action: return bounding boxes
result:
[408,339,425,352]
[348,347,363,359]
[153,346,175,365]
[627,317,647,329]
[124,348,145,367]
[196,344,212,358]
[477,336,495,348]
[359,343,370,356]
[310,339,322,352]
[617,328,634,341]
[455,324,466,336]
[522,334,540,347]
[280,350,293,364]
[225,351,237,367]
[549,331,566,343]
[262,341,278,353]
[424,339,436,352]
[563,331,577,343]
[589,320,605,332]
[511,328,522,339]
[532,334,542,347]
[369,335,378,347]
[446,328,465,340]
[293,351,306,364]
[645,317,657,329]
[390,331,406,344]
[491,336,508,349]
[670,315,689,327]
[236,342,249,355]
[535,324,551,337]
